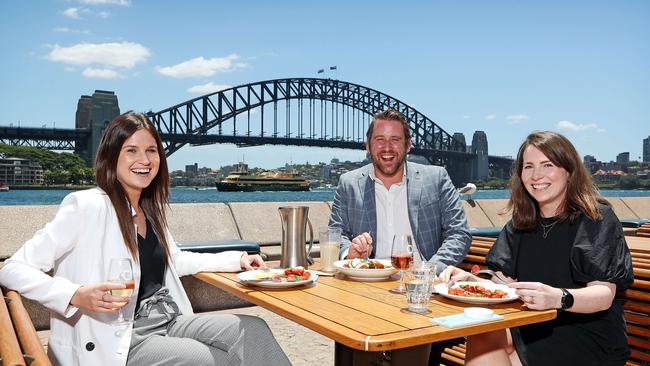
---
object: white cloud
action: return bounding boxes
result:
[557,120,601,132]
[506,114,530,121]
[156,54,249,78]
[97,11,110,18]
[53,27,91,34]
[187,82,232,94]
[78,0,130,5]
[462,115,470,119]
[63,7,85,19]
[82,67,125,79]
[484,114,496,120]
[47,42,150,68]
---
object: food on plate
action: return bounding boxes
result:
[255,267,311,282]
[343,258,391,269]
[447,283,508,299]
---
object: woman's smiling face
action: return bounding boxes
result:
[520,145,570,217]
[116,129,160,202]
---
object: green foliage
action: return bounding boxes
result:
[0,144,88,170]
[618,175,640,189]
[0,144,95,186]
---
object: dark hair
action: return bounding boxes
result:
[366,108,411,142]
[507,130,605,231]
[95,111,171,263]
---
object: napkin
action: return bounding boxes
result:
[430,313,504,328]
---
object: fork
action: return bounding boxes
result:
[475,269,509,285]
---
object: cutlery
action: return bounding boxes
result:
[309,270,335,277]
[475,269,509,285]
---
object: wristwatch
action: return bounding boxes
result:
[559,288,574,311]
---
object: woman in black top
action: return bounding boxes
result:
[441,131,633,366]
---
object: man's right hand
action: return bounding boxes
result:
[70,282,130,313]
[346,232,373,259]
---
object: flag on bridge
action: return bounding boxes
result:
[317,69,324,74]
[330,66,337,70]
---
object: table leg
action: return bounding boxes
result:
[334,342,432,366]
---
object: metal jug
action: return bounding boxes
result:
[278,206,314,268]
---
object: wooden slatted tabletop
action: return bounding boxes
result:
[195,262,556,353]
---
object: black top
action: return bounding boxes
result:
[136,220,166,307]
[486,204,633,366]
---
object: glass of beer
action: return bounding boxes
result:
[319,227,341,273]
[107,258,134,325]
[389,234,414,294]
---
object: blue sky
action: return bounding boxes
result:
[1,0,648,171]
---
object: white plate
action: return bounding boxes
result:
[434,281,519,304]
[237,269,318,288]
[334,259,398,281]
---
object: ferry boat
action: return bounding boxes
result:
[215,163,310,192]
[0,183,8,191]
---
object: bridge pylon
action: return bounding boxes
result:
[75,90,120,165]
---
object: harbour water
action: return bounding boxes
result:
[1,187,649,206]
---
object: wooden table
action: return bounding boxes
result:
[195,263,556,365]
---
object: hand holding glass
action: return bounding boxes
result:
[107,258,134,325]
[389,234,414,294]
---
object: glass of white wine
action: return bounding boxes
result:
[107,258,134,326]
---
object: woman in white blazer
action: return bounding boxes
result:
[0,112,291,366]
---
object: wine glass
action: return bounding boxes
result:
[107,258,134,326]
[389,234,414,294]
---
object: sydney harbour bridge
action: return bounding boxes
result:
[0,78,513,184]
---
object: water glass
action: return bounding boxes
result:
[404,262,433,313]
[319,227,341,273]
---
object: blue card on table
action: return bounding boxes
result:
[430,313,504,328]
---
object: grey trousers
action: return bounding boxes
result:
[126,288,291,366]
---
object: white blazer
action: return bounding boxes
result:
[0,188,244,366]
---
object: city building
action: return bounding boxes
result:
[319,164,332,178]
[185,163,198,176]
[583,155,601,173]
[0,157,44,185]
[616,152,630,164]
[644,136,650,162]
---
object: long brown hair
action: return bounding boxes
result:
[507,131,605,231]
[95,111,171,263]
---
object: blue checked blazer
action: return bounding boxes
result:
[329,162,471,270]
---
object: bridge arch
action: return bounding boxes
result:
[147,78,470,167]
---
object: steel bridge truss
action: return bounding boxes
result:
[148,78,469,164]
[0,126,86,150]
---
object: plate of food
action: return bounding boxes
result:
[334,259,398,281]
[434,281,519,304]
[237,267,318,288]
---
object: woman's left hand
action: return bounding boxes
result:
[509,282,563,310]
[240,253,267,271]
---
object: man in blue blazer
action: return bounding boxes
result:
[329,109,471,272]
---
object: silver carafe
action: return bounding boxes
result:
[278,206,314,268]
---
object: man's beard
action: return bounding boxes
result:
[371,152,407,177]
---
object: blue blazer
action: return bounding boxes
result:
[329,162,471,270]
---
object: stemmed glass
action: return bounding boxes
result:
[107,258,134,326]
[389,234,414,294]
